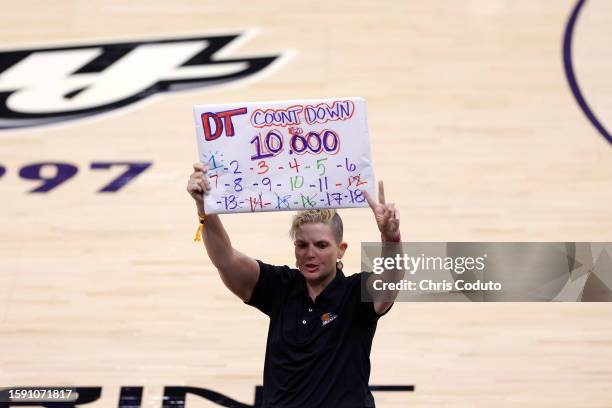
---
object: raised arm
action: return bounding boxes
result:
[187,163,259,302]
[363,181,403,315]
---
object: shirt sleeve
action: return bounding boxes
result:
[356,271,394,324]
[245,260,297,317]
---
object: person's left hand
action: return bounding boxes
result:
[363,180,400,241]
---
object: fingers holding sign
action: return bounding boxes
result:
[187,163,212,205]
[363,181,400,242]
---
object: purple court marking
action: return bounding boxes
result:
[563,0,612,144]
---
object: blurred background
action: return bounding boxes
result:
[1,1,611,407]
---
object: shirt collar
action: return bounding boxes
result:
[297,268,345,303]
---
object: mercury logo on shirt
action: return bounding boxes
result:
[321,312,338,326]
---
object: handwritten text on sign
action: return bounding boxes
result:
[193,97,375,214]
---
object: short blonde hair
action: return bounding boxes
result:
[289,209,343,244]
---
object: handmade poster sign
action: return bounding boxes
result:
[192,97,376,214]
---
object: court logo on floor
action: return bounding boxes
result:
[0,34,284,130]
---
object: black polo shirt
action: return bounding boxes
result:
[246,260,391,408]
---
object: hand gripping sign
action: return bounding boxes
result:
[193,97,376,214]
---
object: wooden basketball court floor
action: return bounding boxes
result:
[1,1,611,406]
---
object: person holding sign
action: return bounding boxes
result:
[187,162,402,408]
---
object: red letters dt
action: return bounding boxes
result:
[201,107,247,141]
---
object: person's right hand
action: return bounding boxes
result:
[187,163,211,213]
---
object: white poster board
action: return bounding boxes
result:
[193,97,375,214]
